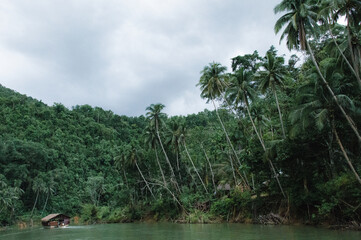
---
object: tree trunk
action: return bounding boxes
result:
[306,41,361,142]
[201,143,216,193]
[211,99,250,188]
[135,161,155,199]
[273,88,286,139]
[41,192,49,216]
[156,121,181,192]
[229,152,237,186]
[183,141,208,193]
[155,145,167,187]
[346,12,361,86]
[327,22,361,88]
[30,190,39,218]
[244,94,286,198]
[333,125,361,185]
[123,168,129,189]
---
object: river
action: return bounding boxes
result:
[1,223,360,239]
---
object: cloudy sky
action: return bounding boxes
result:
[0,0,292,116]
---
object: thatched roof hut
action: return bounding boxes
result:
[41,213,70,228]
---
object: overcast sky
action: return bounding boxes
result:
[0,0,292,116]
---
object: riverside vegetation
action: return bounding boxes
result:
[0,0,361,229]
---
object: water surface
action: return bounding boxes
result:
[1,223,360,240]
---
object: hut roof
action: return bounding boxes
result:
[41,213,70,222]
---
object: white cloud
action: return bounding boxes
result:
[0,0,293,116]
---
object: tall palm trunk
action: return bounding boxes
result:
[273,87,286,139]
[333,123,361,185]
[244,94,286,198]
[346,12,361,86]
[155,121,181,193]
[182,141,208,193]
[30,190,39,218]
[306,41,361,142]
[135,161,155,200]
[211,98,250,188]
[41,192,49,215]
[155,145,167,187]
[201,143,216,192]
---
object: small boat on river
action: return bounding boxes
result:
[41,213,70,228]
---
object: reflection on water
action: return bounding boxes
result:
[1,223,360,240]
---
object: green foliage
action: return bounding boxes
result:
[0,0,361,225]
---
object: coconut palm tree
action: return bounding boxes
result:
[319,0,361,87]
[146,104,180,192]
[323,0,361,81]
[120,143,156,199]
[274,0,361,142]
[178,125,208,193]
[226,67,286,197]
[197,62,242,167]
[257,48,288,138]
[145,125,167,187]
[289,65,361,185]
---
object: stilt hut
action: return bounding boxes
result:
[41,213,70,228]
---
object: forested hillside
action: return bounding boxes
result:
[1,0,361,228]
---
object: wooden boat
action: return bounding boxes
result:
[41,213,70,228]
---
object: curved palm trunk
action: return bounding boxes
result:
[306,41,361,142]
[135,161,155,200]
[201,143,216,192]
[183,141,208,193]
[333,124,361,185]
[155,145,167,187]
[273,88,286,139]
[244,95,286,198]
[211,99,250,188]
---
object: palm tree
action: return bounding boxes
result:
[41,175,55,215]
[289,68,361,185]
[197,62,245,175]
[321,0,361,86]
[226,67,286,197]
[30,175,46,222]
[116,143,155,199]
[274,0,361,142]
[145,125,167,187]
[178,125,208,193]
[257,48,288,138]
[146,104,180,192]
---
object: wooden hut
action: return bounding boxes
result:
[41,213,70,228]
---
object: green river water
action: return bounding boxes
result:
[1,223,360,240]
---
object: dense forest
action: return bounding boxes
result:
[1,0,361,228]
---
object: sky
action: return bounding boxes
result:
[0,0,293,116]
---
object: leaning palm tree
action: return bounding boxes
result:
[227,67,286,197]
[117,143,155,199]
[290,75,361,185]
[178,125,208,193]
[256,49,288,138]
[197,62,244,176]
[145,125,167,187]
[274,0,361,142]
[318,1,361,87]
[146,104,180,192]
[320,0,361,86]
